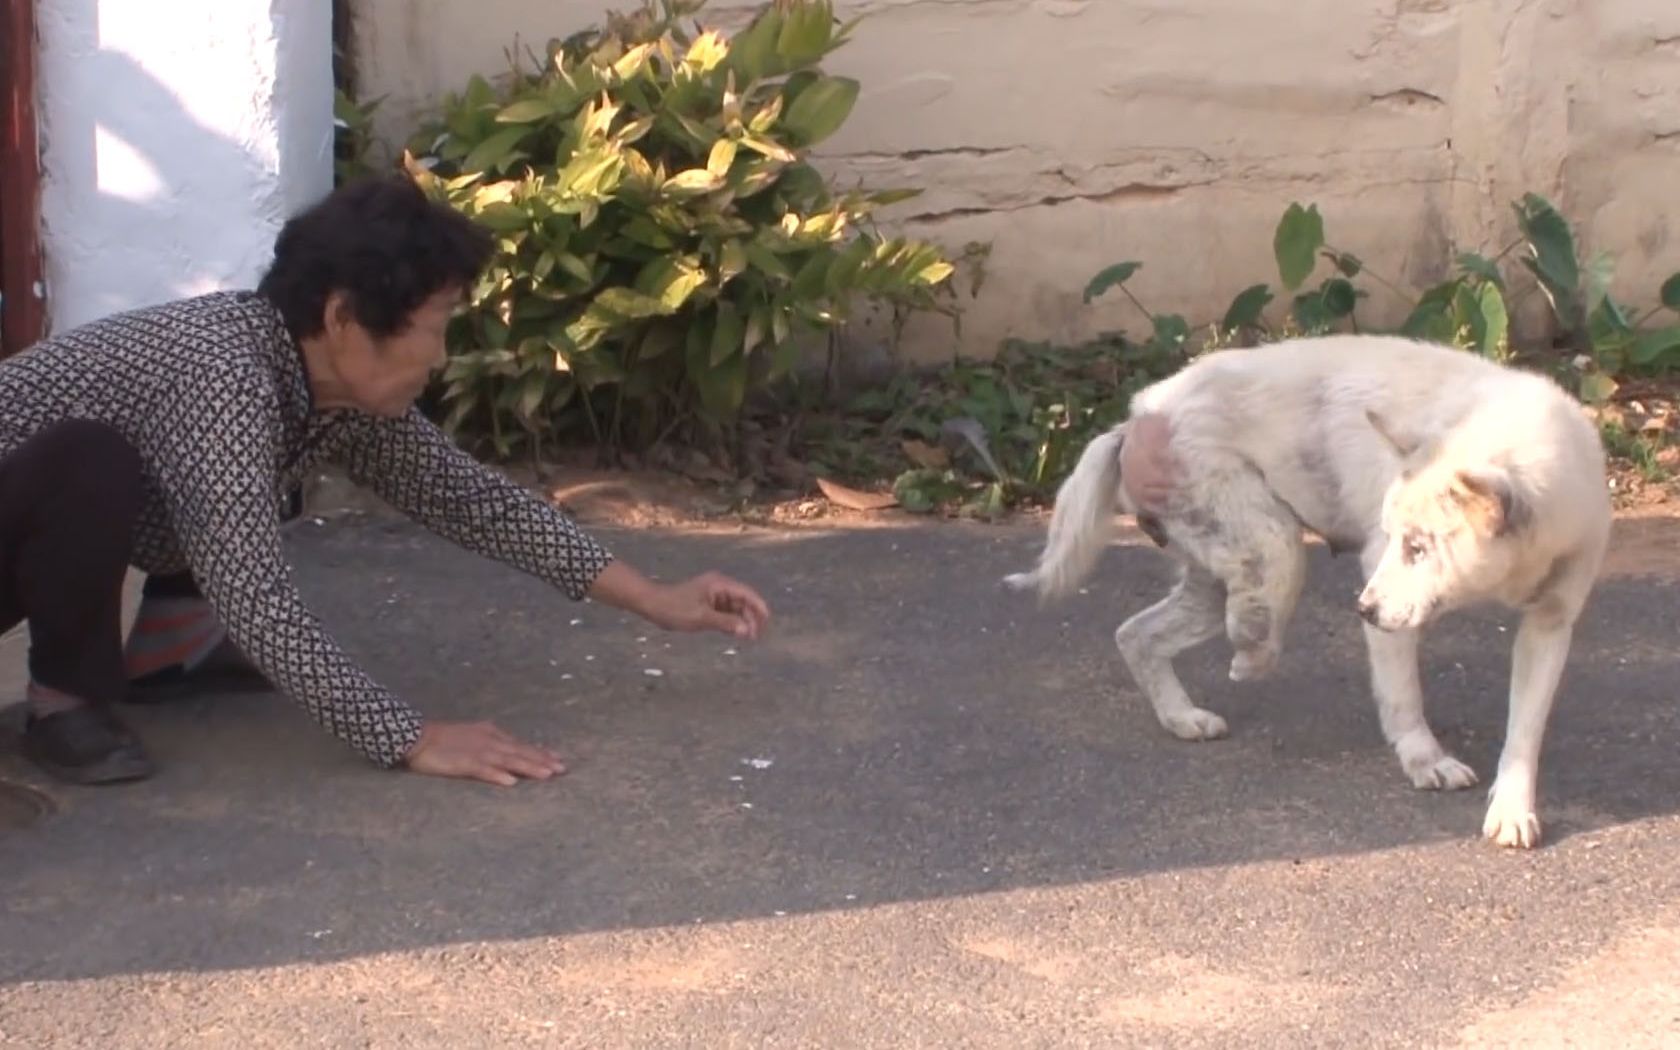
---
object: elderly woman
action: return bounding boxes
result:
[0,175,769,787]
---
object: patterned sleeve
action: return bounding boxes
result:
[149,371,425,768]
[330,409,614,600]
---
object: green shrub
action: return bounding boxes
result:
[1086,194,1680,405]
[403,0,957,461]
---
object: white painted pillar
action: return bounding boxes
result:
[34,1,333,333]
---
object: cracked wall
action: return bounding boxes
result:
[355,0,1680,361]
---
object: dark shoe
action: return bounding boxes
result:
[126,638,271,704]
[22,705,155,785]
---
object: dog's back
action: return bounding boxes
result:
[1127,336,1605,554]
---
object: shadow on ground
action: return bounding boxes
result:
[2,515,1678,986]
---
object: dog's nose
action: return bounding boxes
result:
[1356,595,1380,625]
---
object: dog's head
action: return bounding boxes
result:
[1356,410,1528,631]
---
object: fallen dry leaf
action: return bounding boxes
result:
[901,439,950,469]
[816,477,898,511]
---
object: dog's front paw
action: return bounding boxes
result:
[1160,707,1229,741]
[1228,646,1278,682]
[1396,734,1479,791]
[1483,782,1542,849]
[1408,754,1479,791]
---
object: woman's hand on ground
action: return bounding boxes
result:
[587,562,771,640]
[402,719,566,787]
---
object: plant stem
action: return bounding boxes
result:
[1120,285,1155,324]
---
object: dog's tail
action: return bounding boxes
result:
[1003,424,1128,602]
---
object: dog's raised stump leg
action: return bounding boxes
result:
[1114,565,1229,741]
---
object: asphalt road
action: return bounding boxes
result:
[3,513,1679,1048]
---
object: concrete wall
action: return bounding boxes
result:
[352,0,1680,361]
[35,0,334,333]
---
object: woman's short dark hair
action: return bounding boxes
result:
[258,173,494,340]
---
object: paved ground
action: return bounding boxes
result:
[3,510,1680,1048]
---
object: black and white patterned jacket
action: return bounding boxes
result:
[0,291,614,767]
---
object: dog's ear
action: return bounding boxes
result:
[1451,468,1527,537]
[1365,410,1420,459]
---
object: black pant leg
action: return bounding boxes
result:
[0,421,145,705]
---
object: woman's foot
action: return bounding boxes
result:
[21,684,154,785]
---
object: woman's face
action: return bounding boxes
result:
[318,288,457,417]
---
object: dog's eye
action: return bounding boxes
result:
[1402,536,1428,564]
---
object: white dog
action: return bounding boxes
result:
[1005,334,1611,848]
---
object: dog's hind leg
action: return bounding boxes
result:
[1114,563,1229,740]
[1168,457,1307,683]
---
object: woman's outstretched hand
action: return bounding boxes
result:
[588,562,771,640]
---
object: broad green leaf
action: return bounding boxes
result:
[685,30,730,73]
[1274,203,1325,291]
[1291,291,1334,334]
[612,42,654,81]
[748,94,784,134]
[461,125,531,173]
[1583,250,1615,312]
[913,260,955,286]
[1662,272,1680,313]
[1082,261,1142,304]
[637,256,708,312]
[1221,283,1274,332]
[637,322,683,361]
[780,76,860,147]
[866,187,922,207]
[555,253,594,285]
[594,286,670,320]
[1629,326,1680,367]
[728,9,784,83]
[770,331,801,378]
[707,138,739,178]
[744,303,771,355]
[1473,281,1509,358]
[710,302,745,366]
[516,373,546,422]
[1151,314,1190,352]
[1513,193,1580,320]
[1401,282,1460,344]
[776,1,834,66]
[1578,372,1618,404]
[1456,251,1504,288]
[663,168,727,197]
[738,133,798,164]
[719,239,749,282]
[694,347,748,421]
[475,202,530,232]
[792,252,833,300]
[746,242,792,280]
[1589,295,1635,354]
[615,115,655,146]
[1321,278,1357,318]
[496,98,555,124]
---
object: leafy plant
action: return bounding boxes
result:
[404,0,957,462]
[803,329,1189,517]
[333,89,386,186]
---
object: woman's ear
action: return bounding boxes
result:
[320,290,355,341]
